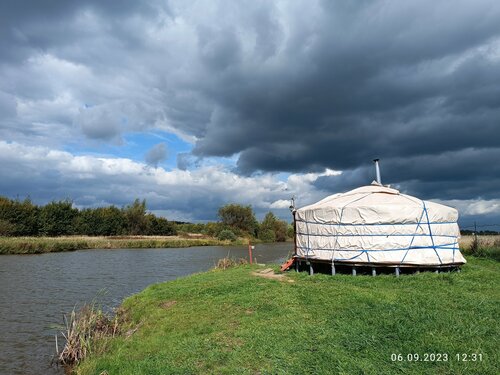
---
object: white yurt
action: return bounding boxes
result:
[293,177,466,271]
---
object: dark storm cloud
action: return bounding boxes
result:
[0,0,159,62]
[1,0,500,222]
[183,0,500,205]
[314,148,500,200]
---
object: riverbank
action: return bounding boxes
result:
[76,256,499,375]
[0,235,247,254]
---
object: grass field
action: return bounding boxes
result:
[76,256,499,375]
[0,235,245,255]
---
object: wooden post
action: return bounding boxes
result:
[248,241,253,265]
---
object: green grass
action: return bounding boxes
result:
[77,257,499,375]
[0,236,247,254]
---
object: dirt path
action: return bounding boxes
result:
[251,268,294,282]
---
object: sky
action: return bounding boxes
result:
[0,0,499,228]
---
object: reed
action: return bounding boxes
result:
[0,235,247,254]
[54,302,120,367]
[215,257,248,270]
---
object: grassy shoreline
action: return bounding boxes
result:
[1,234,497,256]
[0,235,248,255]
[75,257,499,374]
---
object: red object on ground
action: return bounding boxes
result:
[280,258,295,272]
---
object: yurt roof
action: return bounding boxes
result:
[296,181,458,222]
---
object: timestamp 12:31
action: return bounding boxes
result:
[391,353,483,362]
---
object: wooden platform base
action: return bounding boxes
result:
[293,257,463,276]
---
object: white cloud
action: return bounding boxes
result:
[0,141,334,221]
[1,141,498,224]
[434,198,500,216]
[270,199,292,209]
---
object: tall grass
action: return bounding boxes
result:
[54,302,120,367]
[460,235,500,261]
[214,257,248,270]
[0,235,247,254]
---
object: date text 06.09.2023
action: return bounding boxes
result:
[391,353,483,362]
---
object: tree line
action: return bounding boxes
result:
[0,197,176,237]
[0,197,293,242]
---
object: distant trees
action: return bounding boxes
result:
[217,204,291,243]
[218,204,259,236]
[0,195,292,242]
[0,196,177,237]
[145,214,177,236]
[75,206,125,236]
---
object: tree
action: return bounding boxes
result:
[145,214,177,236]
[123,199,148,235]
[0,197,39,236]
[218,204,258,236]
[259,212,278,242]
[75,206,126,236]
[273,220,288,242]
[39,200,78,236]
[258,212,289,242]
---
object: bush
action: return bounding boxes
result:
[258,228,276,242]
[0,219,16,236]
[217,229,237,241]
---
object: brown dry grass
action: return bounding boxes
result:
[0,235,245,254]
[460,234,500,261]
[214,257,248,270]
[54,303,121,367]
[459,234,500,248]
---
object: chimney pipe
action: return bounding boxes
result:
[373,159,381,184]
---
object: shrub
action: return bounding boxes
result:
[217,229,237,241]
[258,228,276,242]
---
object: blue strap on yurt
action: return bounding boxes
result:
[296,242,458,253]
[305,220,311,261]
[400,206,426,264]
[422,201,443,265]
[295,219,456,226]
[330,192,375,264]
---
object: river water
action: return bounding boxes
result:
[0,243,292,375]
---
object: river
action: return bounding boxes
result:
[0,243,292,375]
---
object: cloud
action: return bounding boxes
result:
[145,142,167,167]
[1,140,498,227]
[313,149,500,201]
[0,1,499,226]
[0,141,329,221]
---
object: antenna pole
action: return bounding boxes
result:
[373,159,382,184]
